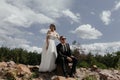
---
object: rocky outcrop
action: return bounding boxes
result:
[99,69,120,80]
[77,67,120,80]
[0,61,32,80]
[0,61,120,80]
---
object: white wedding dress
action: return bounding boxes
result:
[39,31,58,72]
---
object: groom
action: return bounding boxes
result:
[56,36,78,77]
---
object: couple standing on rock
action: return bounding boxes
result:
[39,24,78,78]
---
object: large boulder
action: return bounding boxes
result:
[17,64,32,74]
[0,62,7,68]
[0,62,32,80]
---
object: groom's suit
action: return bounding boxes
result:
[56,43,78,77]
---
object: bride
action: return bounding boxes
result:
[39,24,59,72]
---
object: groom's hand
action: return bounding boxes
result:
[71,56,75,58]
[67,57,72,62]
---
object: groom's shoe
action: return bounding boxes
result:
[65,75,69,78]
[64,73,69,78]
[70,73,76,78]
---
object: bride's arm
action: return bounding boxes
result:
[46,30,50,50]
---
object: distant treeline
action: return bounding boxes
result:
[73,49,120,69]
[0,47,41,65]
[0,47,120,69]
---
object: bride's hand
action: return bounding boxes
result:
[56,34,60,40]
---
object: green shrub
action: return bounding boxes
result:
[31,72,39,78]
[96,62,107,69]
[77,61,89,68]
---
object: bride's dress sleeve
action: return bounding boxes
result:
[56,32,60,39]
[47,30,51,36]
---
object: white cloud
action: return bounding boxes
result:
[0,0,78,28]
[20,44,42,53]
[3,37,30,48]
[91,12,95,15]
[29,0,73,18]
[0,34,42,53]
[100,1,120,25]
[114,1,120,10]
[71,24,102,39]
[62,9,80,22]
[0,0,77,53]
[0,16,39,53]
[100,10,111,25]
[0,0,55,27]
[81,41,120,55]
[40,28,49,34]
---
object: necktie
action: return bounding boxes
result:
[63,44,67,52]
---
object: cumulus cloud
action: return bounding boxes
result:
[0,25,30,49]
[28,0,73,18]
[114,1,120,10]
[0,0,55,27]
[2,37,30,48]
[100,1,120,25]
[81,41,120,55]
[71,24,102,39]
[100,10,111,25]
[0,0,79,27]
[40,28,49,34]
[20,44,42,53]
[0,0,78,52]
[62,9,80,22]
[0,31,42,53]
[0,0,77,28]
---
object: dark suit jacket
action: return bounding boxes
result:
[56,43,72,64]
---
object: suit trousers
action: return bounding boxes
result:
[59,57,78,77]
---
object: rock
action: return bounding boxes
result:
[99,69,120,80]
[28,65,39,72]
[113,70,119,74]
[0,61,7,68]
[4,69,17,80]
[7,61,15,67]
[17,64,32,74]
[51,76,76,80]
[0,61,33,80]
[91,65,98,72]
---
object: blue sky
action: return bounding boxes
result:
[0,0,120,55]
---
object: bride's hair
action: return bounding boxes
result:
[49,24,56,30]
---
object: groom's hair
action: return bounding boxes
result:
[60,36,66,40]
